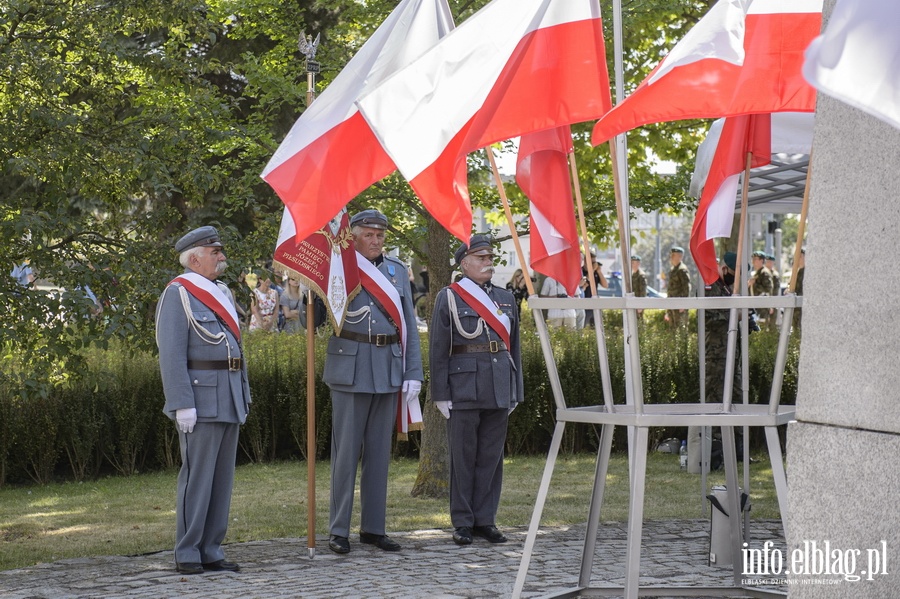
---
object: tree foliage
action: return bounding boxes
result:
[1,0,717,394]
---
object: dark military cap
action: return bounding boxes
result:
[631,254,642,262]
[670,246,684,254]
[350,209,388,230]
[454,234,495,266]
[723,251,737,270]
[751,250,766,259]
[174,226,223,253]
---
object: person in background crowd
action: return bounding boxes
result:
[155,226,250,575]
[631,255,648,320]
[308,209,423,555]
[764,253,782,331]
[249,270,279,332]
[429,234,523,546]
[581,249,608,328]
[505,268,529,318]
[539,275,576,329]
[748,250,774,328]
[279,275,305,334]
[665,246,691,328]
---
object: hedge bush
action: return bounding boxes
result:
[0,314,799,487]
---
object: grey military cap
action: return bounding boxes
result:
[174,226,223,253]
[350,209,388,230]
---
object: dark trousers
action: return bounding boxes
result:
[448,408,508,528]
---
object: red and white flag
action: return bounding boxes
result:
[690,114,771,284]
[592,0,822,146]
[689,111,813,284]
[261,0,454,243]
[273,207,360,333]
[803,0,900,130]
[516,126,582,296]
[357,0,611,242]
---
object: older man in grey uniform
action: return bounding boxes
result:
[429,235,523,546]
[156,226,251,575]
[321,209,423,554]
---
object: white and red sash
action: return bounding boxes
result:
[356,253,407,352]
[451,278,511,348]
[356,253,421,436]
[169,273,241,342]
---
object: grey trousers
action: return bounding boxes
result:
[175,421,240,564]
[448,408,508,528]
[329,390,396,538]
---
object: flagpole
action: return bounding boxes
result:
[486,148,535,297]
[735,152,752,295]
[568,151,598,299]
[300,30,320,560]
[789,152,812,293]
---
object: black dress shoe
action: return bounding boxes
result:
[329,535,351,554]
[473,525,507,543]
[359,531,401,551]
[203,560,240,572]
[176,562,204,575]
[452,526,473,545]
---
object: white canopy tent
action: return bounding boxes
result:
[690,112,815,215]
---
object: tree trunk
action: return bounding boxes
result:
[411,216,453,498]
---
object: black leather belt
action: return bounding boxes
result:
[451,341,508,354]
[337,330,400,347]
[188,358,242,371]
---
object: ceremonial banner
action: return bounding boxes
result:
[357,0,610,242]
[516,126,582,296]
[261,0,454,243]
[273,207,360,333]
[591,0,822,145]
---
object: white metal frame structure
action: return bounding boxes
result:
[512,293,800,599]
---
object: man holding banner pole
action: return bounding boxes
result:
[307,208,423,554]
[429,235,523,546]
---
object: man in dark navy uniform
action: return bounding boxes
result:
[429,235,523,546]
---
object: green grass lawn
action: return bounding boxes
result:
[0,452,781,571]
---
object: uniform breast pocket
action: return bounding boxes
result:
[190,369,219,418]
[188,310,220,342]
[448,357,478,403]
[323,337,359,386]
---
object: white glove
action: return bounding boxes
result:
[435,401,451,419]
[176,408,197,434]
[402,379,422,404]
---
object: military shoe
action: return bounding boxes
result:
[473,525,507,543]
[452,526,473,545]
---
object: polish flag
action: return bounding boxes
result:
[261,0,454,243]
[690,114,771,284]
[689,111,814,284]
[591,0,822,146]
[803,0,900,131]
[516,126,582,296]
[357,0,611,242]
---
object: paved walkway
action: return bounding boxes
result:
[1,520,786,599]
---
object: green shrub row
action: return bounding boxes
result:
[0,311,799,487]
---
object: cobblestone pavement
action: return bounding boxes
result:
[1,519,786,599]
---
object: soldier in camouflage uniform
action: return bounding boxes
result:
[631,255,648,320]
[748,250,774,328]
[666,247,691,328]
[765,253,781,331]
[705,252,741,404]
